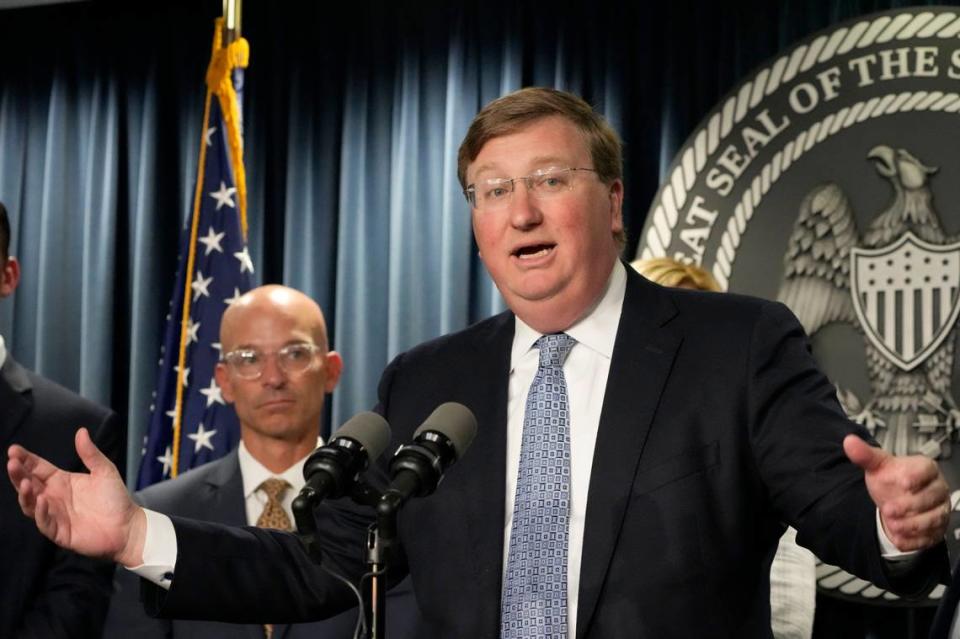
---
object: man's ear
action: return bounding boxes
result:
[608,180,624,234]
[0,256,20,298]
[323,351,343,393]
[214,362,235,403]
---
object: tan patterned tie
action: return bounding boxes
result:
[256,478,293,639]
[256,478,293,531]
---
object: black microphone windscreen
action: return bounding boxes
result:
[413,402,477,460]
[333,411,391,460]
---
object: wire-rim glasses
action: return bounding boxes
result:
[463,167,597,211]
[221,343,323,380]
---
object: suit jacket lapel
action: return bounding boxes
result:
[0,357,33,449]
[207,450,247,527]
[576,269,681,638]
[459,313,513,635]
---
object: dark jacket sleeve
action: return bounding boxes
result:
[15,553,116,639]
[142,517,361,623]
[15,410,121,639]
[748,302,948,596]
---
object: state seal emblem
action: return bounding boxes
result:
[636,7,960,605]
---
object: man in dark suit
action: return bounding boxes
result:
[7,89,952,638]
[0,201,123,638]
[103,285,416,638]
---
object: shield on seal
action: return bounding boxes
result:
[851,232,960,372]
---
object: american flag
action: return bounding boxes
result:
[138,22,252,488]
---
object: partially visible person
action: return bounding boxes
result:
[103,284,418,638]
[632,256,817,639]
[629,256,722,291]
[0,200,124,638]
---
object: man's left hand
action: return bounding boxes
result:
[843,434,950,552]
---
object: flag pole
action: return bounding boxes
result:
[223,0,242,43]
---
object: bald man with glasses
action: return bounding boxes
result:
[104,285,415,639]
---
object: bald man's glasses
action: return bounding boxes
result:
[221,343,322,380]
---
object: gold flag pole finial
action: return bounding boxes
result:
[222,0,242,44]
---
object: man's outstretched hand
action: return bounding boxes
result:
[7,427,146,567]
[844,434,950,552]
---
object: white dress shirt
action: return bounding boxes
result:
[769,526,816,639]
[0,334,7,369]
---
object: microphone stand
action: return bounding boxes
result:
[362,424,465,637]
[365,491,405,639]
[357,483,392,639]
[292,480,393,639]
[364,525,386,639]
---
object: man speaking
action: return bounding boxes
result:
[8,88,951,638]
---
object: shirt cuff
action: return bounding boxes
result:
[124,508,178,589]
[876,508,919,561]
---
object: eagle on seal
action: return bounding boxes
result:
[776,145,958,460]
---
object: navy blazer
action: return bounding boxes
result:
[146,267,946,638]
[105,448,418,638]
[1,356,122,639]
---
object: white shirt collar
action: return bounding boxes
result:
[0,334,6,369]
[237,438,321,499]
[511,261,626,366]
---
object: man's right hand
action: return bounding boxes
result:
[7,427,146,567]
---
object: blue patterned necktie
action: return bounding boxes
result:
[501,332,577,639]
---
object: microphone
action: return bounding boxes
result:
[383,402,477,506]
[296,411,391,507]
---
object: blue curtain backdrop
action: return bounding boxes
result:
[0,0,939,463]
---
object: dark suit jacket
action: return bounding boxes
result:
[146,267,946,638]
[105,448,417,638]
[1,355,123,639]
